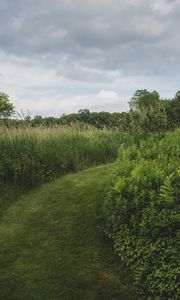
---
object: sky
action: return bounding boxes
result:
[0,0,179,116]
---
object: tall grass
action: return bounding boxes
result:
[0,126,127,209]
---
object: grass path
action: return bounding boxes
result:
[0,165,144,300]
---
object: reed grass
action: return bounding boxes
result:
[0,126,127,208]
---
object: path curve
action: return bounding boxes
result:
[0,165,144,300]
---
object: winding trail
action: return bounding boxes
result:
[0,164,144,300]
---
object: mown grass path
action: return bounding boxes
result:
[0,165,144,300]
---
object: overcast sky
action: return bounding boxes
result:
[0,0,179,116]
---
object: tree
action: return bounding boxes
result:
[129,90,167,132]
[77,109,91,123]
[129,89,160,114]
[0,92,15,118]
[162,92,180,129]
[171,91,180,128]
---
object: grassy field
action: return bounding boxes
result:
[0,164,144,300]
[0,126,128,211]
[1,126,178,298]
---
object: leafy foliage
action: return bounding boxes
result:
[1,90,180,133]
[0,92,14,118]
[103,130,180,299]
[129,89,161,113]
[1,89,180,298]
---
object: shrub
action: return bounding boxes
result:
[103,129,180,299]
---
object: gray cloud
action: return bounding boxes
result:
[0,0,179,115]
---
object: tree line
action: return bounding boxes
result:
[0,89,179,131]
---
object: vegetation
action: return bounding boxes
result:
[0,89,179,299]
[2,90,179,132]
[0,126,128,210]
[103,129,180,299]
[0,165,144,300]
[0,92,15,119]
[129,89,168,132]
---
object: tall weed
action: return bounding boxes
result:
[0,126,127,209]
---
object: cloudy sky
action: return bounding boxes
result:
[0,0,179,116]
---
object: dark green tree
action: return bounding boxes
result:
[129,89,160,114]
[77,109,91,123]
[171,91,180,128]
[161,92,180,129]
[129,89,167,132]
[0,92,15,118]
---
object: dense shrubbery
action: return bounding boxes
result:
[0,126,128,209]
[103,129,180,299]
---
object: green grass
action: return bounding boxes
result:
[0,126,128,210]
[0,164,144,300]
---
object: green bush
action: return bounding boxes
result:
[103,129,180,299]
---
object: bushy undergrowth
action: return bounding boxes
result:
[103,129,180,299]
[0,126,127,208]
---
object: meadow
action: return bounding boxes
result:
[0,125,179,299]
[0,126,128,210]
